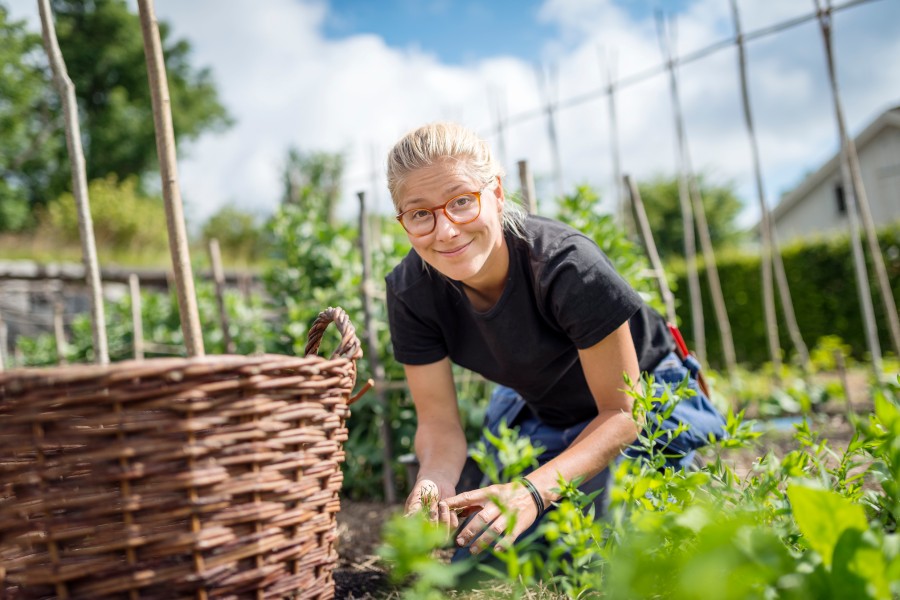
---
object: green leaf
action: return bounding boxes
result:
[787,483,868,568]
[831,529,890,600]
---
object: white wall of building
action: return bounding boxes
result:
[773,112,900,243]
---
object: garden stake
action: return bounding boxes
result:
[655,12,706,365]
[37,0,109,365]
[517,160,538,215]
[814,0,893,376]
[138,0,204,357]
[625,174,676,326]
[129,273,144,360]
[729,0,785,378]
[208,239,235,353]
[358,190,397,504]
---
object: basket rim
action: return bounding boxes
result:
[0,353,350,386]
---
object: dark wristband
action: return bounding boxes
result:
[518,477,545,515]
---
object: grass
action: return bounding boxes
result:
[0,233,268,271]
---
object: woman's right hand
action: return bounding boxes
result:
[405,478,458,527]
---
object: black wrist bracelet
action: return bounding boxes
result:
[518,477,545,515]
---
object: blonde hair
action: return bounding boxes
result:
[386,122,527,239]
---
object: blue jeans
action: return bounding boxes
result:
[453,351,726,560]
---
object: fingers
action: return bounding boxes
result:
[447,483,541,554]
[437,500,458,532]
[443,488,489,512]
[455,509,509,555]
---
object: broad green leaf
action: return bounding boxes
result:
[831,529,890,600]
[787,484,868,567]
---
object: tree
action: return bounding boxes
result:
[281,148,344,226]
[0,5,62,231]
[52,0,231,193]
[0,0,232,216]
[40,174,168,256]
[201,204,268,264]
[637,174,745,260]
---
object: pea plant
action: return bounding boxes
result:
[377,375,900,599]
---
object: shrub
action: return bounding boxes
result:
[40,175,168,256]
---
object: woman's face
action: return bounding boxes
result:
[396,159,507,289]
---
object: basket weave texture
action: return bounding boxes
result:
[0,307,362,599]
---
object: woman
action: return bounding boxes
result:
[385,122,725,556]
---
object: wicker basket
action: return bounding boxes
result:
[0,307,363,599]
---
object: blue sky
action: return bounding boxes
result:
[323,0,557,64]
[7,0,899,229]
[322,0,694,65]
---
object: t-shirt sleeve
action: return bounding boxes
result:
[386,281,448,365]
[540,233,643,349]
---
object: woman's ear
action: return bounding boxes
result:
[494,176,505,212]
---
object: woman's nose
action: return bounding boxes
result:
[434,211,460,240]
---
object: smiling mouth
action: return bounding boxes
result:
[437,241,472,256]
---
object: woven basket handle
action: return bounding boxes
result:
[304,306,363,361]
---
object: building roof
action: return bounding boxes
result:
[771,104,900,223]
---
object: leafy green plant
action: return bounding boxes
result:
[376,371,900,599]
[377,510,470,600]
[470,421,545,486]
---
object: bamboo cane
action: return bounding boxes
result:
[601,48,631,236]
[208,239,235,354]
[357,191,397,504]
[37,0,109,365]
[137,0,204,357]
[814,0,892,371]
[728,0,783,376]
[129,274,144,360]
[491,88,509,177]
[536,63,564,200]
[687,173,738,374]
[0,310,7,371]
[518,160,538,215]
[655,13,737,373]
[833,349,853,407]
[625,174,677,325]
[771,229,811,370]
[53,294,67,365]
[656,13,706,364]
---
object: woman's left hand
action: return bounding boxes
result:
[442,481,542,554]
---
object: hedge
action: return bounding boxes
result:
[671,222,900,369]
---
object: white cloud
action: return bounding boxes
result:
[6,0,898,231]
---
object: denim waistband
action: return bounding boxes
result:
[654,351,701,380]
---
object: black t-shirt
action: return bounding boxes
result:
[385,215,674,428]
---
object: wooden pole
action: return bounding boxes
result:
[53,294,67,365]
[655,14,736,373]
[729,0,783,375]
[491,88,509,177]
[833,349,852,407]
[601,48,631,236]
[625,174,677,324]
[517,160,538,214]
[208,239,235,354]
[357,191,397,504]
[656,13,706,364]
[687,173,738,374]
[129,274,144,360]
[814,0,891,371]
[0,310,7,372]
[771,229,811,370]
[37,0,109,365]
[138,0,204,357]
[536,63,564,200]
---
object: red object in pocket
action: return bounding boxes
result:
[667,322,690,359]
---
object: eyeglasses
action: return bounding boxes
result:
[396,181,492,237]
